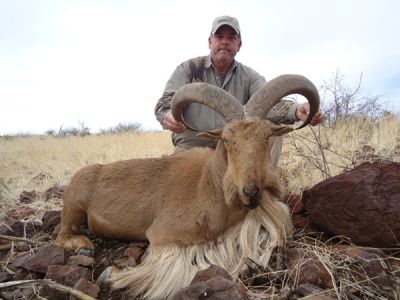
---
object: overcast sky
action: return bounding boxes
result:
[1,0,399,134]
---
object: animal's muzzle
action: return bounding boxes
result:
[243,186,260,209]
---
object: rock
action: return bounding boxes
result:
[67,255,95,267]
[6,206,37,220]
[287,248,333,289]
[41,210,61,232]
[338,246,390,286]
[45,264,92,287]
[0,219,39,237]
[15,242,31,252]
[0,270,13,283]
[172,265,248,300]
[190,264,232,284]
[295,283,337,299]
[13,244,65,274]
[44,184,65,201]
[122,245,145,266]
[284,194,305,214]
[19,190,40,204]
[303,162,400,247]
[70,278,100,300]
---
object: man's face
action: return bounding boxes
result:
[208,25,242,66]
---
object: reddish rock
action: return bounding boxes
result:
[287,248,333,289]
[295,283,337,299]
[45,264,91,287]
[172,265,248,300]
[190,264,231,284]
[0,219,38,237]
[67,255,95,267]
[284,194,305,214]
[44,184,65,201]
[19,190,40,204]
[13,244,65,274]
[41,210,61,232]
[123,245,145,264]
[0,270,13,283]
[7,206,37,220]
[70,278,100,300]
[338,246,390,286]
[303,162,400,247]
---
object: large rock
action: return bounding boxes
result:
[172,265,248,299]
[303,162,400,247]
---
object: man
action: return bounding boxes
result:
[155,16,323,166]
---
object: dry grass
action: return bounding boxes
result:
[280,114,400,193]
[0,131,173,220]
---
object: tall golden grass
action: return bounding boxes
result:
[0,115,399,220]
[0,131,173,219]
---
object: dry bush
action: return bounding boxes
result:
[280,114,400,194]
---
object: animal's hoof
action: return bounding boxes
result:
[97,266,116,285]
[77,248,94,257]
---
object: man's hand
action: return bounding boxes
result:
[296,102,324,126]
[163,111,186,133]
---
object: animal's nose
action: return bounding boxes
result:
[242,180,261,209]
[243,180,260,198]
[242,187,260,198]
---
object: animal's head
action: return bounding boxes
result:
[171,74,320,209]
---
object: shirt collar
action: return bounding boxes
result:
[205,54,237,71]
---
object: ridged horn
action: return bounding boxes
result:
[244,74,320,130]
[171,82,244,131]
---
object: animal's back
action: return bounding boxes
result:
[62,149,213,241]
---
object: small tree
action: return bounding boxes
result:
[320,69,385,125]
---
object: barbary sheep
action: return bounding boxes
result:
[55,74,320,299]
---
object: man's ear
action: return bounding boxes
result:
[197,128,223,140]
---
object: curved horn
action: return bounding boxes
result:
[244,74,320,130]
[171,82,244,130]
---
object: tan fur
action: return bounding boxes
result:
[55,119,294,298]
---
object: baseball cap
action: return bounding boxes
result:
[210,16,241,36]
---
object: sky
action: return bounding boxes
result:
[1,0,399,135]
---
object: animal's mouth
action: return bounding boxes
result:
[243,191,261,209]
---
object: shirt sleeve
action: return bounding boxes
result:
[154,60,192,127]
[266,98,299,124]
[246,68,299,124]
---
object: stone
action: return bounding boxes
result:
[172,265,248,300]
[45,264,91,287]
[303,162,400,247]
[19,190,40,204]
[70,278,100,300]
[41,210,61,232]
[287,248,334,289]
[6,207,37,220]
[13,244,65,274]
[44,184,65,201]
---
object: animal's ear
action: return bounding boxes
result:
[197,129,223,140]
[269,123,294,136]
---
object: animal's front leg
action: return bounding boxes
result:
[55,206,95,256]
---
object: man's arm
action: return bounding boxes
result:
[154,61,193,131]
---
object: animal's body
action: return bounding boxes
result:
[55,75,320,299]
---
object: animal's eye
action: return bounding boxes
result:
[222,138,228,144]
